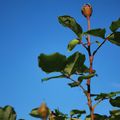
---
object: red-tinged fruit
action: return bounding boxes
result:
[37,102,49,120]
[81,4,93,18]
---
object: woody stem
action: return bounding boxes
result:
[86,16,94,120]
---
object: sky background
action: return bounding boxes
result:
[0,0,120,119]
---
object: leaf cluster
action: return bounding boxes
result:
[35,6,120,120]
[0,106,16,120]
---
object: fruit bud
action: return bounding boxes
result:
[81,4,92,18]
[37,102,49,120]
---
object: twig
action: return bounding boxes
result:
[67,77,86,95]
[80,41,88,50]
[77,38,88,51]
[93,38,107,56]
[93,99,103,109]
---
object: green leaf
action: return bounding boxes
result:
[58,16,83,38]
[70,109,86,118]
[64,52,85,76]
[68,82,80,88]
[67,39,80,51]
[109,109,120,119]
[84,28,106,39]
[85,114,108,120]
[110,18,120,32]
[109,96,120,108]
[38,53,66,73]
[29,108,41,118]
[107,32,120,46]
[85,117,91,120]
[95,91,120,100]
[4,106,16,120]
[95,93,108,100]
[0,105,16,120]
[54,109,67,117]
[4,106,14,120]
[0,108,4,120]
[78,74,96,82]
[41,75,65,82]
[76,64,89,74]
[110,109,120,115]
[50,109,68,120]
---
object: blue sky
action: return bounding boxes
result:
[0,0,120,119]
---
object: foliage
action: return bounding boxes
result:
[107,32,120,46]
[67,39,80,51]
[30,107,42,118]
[38,53,66,73]
[84,28,106,39]
[35,3,120,120]
[2,3,120,120]
[109,18,120,32]
[109,96,120,108]
[58,16,83,39]
[0,105,16,120]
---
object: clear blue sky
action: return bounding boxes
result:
[0,0,120,119]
